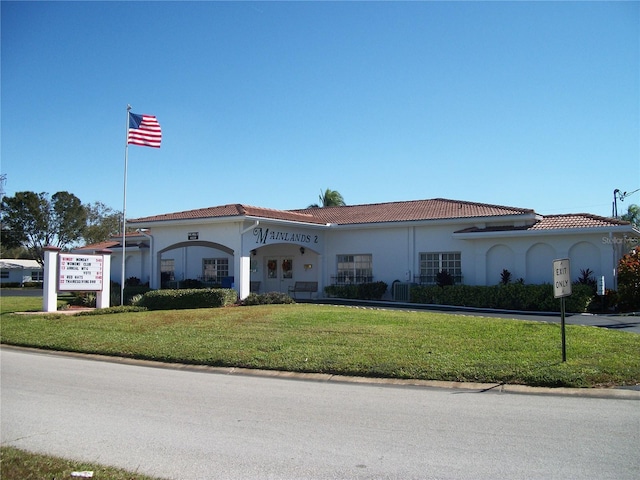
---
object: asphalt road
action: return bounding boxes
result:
[2,348,639,480]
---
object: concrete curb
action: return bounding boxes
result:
[3,344,638,400]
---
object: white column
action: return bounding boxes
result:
[43,246,61,312]
[238,255,251,300]
[96,250,112,309]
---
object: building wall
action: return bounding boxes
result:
[114,218,632,298]
[0,268,42,285]
[460,232,620,289]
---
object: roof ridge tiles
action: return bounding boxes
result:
[543,212,630,223]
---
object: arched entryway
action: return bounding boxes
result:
[156,240,234,288]
[249,243,319,295]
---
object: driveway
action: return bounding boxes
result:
[317,299,640,334]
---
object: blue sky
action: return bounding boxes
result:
[2,1,638,220]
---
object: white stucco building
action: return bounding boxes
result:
[75,198,639,301]
[0,259,44,285]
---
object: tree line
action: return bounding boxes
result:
[1,191,121,265]
[6,186,632,269]
[1,188,347,266]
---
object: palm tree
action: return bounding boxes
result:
[621,204,639,228]
[308,189,346,208]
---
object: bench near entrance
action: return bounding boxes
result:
[288,281,318,299]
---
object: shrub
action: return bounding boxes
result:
[242,292,296,306]
[358,281,388,300]
[436,270,454,287]
[500,269,512,285]
[76,305,148,316]
[324,282,388,300]
[577,268,597,295]
[587,288,618,313]
[617,248,640,311]
[136,288,238,310]
[324,284,359,299]
[109,284,152,307]
[179,279,202,289]
[67,292,97,307]
[124,276,141,287]
[409,283,593,313]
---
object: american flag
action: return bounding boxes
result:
[128,113,162,148]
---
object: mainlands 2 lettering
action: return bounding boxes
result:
[253,227,318,245]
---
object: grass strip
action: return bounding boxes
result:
[0,446,163,480]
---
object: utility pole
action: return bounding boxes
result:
[613,188,640,218]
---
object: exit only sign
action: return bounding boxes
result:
[553,258,572,298]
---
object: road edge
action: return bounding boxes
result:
[2,344,638,400]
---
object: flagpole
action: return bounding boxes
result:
[121,105,131,306]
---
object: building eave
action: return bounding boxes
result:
[328,213,539,230]
[452,224,639,240]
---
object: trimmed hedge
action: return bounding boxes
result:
[242,292,296,306]
[0,283,43,289]
[76,305,148,316]
[409,283,593,313]
[324,281,388,300]
[136,288,238,310]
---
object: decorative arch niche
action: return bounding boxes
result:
[486,244,515,285]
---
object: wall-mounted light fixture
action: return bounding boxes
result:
[300,247,305,255]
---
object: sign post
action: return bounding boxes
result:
[553,258,572,362]
[43,249,111,312]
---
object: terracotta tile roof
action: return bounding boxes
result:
[129,198,534,226]
[292,198,535,225]
[529,214,632,230]
[455,213,634,234]
[73,233,150,252]
[129,204,326,225]
[73,240,121,251]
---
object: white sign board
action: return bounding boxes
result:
[552,258,572,298]
[58,254,104,291]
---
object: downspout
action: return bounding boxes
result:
[139,229,155,289]
[610,231,617,291]
[241,220,259,235]
[237,221,260,300]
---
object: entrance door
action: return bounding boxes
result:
[265,257,294,293]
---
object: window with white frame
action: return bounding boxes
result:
[333,254,373,285]
[31,270,44,282]
[161,259,175,281]
[202,258,229,283]
[418,252,462,284]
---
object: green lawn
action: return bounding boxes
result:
[0,446,163,480]
[2,297,638,388]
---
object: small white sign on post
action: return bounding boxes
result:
[58,254,104,291]
[552,258,572,298]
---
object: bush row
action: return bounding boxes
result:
[409,283,594,313]
[134,288,238,310]
[0,282,43,289]
[75,305,148,316]
[241,292,296,306]
[324,281,388,300]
